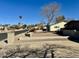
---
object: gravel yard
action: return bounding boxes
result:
[0,43,79,58]
[0,32,79,58]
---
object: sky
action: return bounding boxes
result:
[0,0,79,24]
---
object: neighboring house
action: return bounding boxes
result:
[64,20,79,30]
[62,20,79,36]
[50,22,67,32]
[34,26,47,32]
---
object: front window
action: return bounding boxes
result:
[54,26,59,28]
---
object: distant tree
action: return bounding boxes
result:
[37,23,43,30]
[56,16,65,23]
[42,2,60,31]
[40,20,46,25]
[27,24,35,32]
[27,25,33,29]
[22,24,27,29]
[15,25,20,29]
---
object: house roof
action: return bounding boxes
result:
[64,20,79,30]
[65,20,79,26]
[50,21,67,26]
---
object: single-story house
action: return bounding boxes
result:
[62,20,79,36]
[64,20,79,30]
[50,22,67,32]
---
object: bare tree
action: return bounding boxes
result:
[42,2,60,31]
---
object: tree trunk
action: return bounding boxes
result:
[47,23,50,32]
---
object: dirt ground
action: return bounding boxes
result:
[0,32,79,58]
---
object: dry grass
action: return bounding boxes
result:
[0,44,79,58]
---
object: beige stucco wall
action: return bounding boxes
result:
[50,22,67,31]
[8,31,15,44]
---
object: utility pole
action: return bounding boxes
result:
[19,16,23,25]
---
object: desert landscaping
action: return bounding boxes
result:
[0,31,79,58]
[0,0,79,58]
